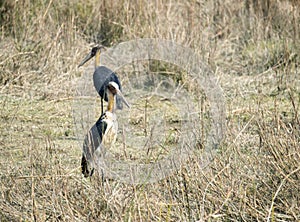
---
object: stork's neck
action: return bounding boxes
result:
[107,91,116,113]
[95,50,100,67]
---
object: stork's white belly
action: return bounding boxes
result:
[102,112,118,149]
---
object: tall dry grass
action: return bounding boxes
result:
[0,0,299,221]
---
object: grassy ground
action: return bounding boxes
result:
[0,0,300,221]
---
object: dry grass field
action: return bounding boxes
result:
[0,0,300,221]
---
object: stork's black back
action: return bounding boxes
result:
[93,66,123,110]
[81,112,108,177]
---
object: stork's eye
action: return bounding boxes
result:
[91,47,98,56]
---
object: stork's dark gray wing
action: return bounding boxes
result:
[81,155,94,177]
[96,113,108,138]
[93,66,123,110]
[81,113,107,177]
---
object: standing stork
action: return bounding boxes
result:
[78,45,123,114]
[81,81,130,177]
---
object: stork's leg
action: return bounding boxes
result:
[101,169,104,184]
[101,98,104,115]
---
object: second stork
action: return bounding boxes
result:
[81,81,130,177]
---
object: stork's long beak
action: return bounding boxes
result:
[78,52,94,67]
[115,88,130,108]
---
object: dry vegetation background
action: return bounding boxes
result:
[0,0,300,221]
